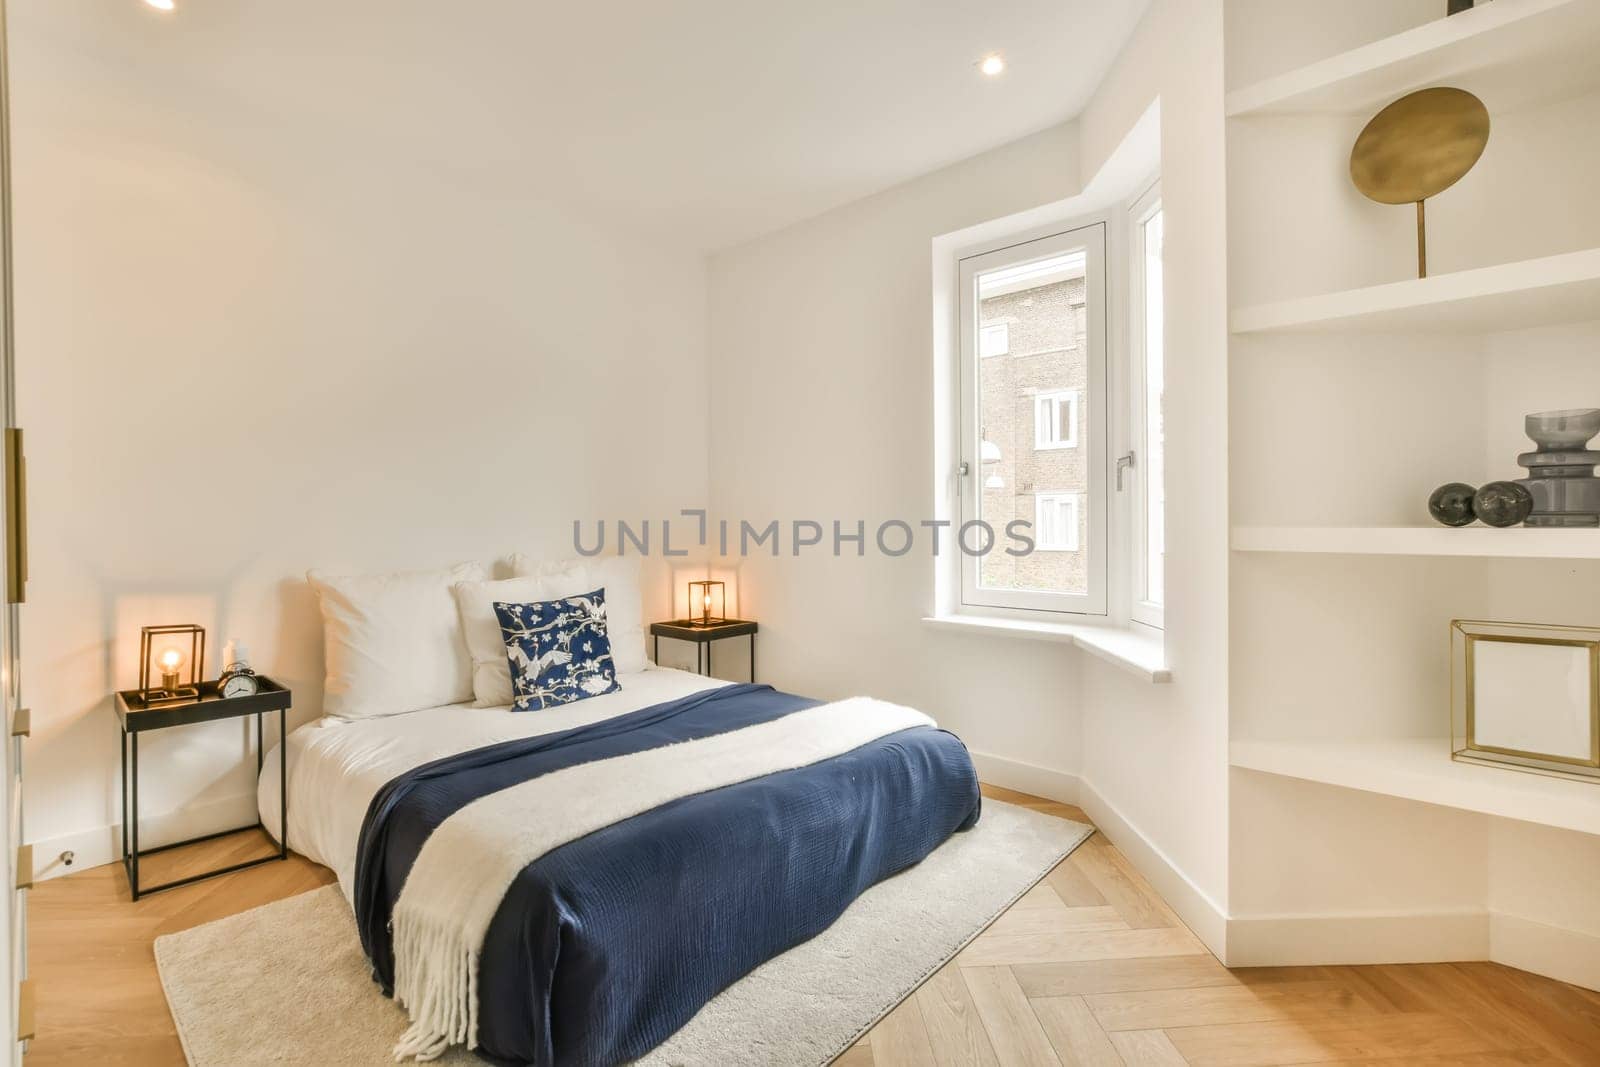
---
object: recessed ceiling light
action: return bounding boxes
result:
[144,0,175,10]
[979,54,1005,77]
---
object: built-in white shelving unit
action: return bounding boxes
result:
[1227,0,1600,871]
[1231,737,1600,837]
[1225,0,1600,117]
[1230,248,1600,336]
[1224,0,1600,983]
[1232,526,1600,560]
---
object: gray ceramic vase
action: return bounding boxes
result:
[1517,408,1600,527]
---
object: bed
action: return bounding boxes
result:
[258,666,981,1066]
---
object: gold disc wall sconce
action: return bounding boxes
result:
[1350,87,1490,279]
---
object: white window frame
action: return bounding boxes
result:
[979,322,1009,358]
[1034,390,1079,451]
[1034,492,1081,551]
[957,221,1108,616]
[1129,181,1164,630]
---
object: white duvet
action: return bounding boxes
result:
[257,666,729,901]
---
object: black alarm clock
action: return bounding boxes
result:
[218,638,260,698]
[218,660,259,698]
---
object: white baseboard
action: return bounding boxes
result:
[1490,911,1600,992]
[1223,908,1600,993]
[968,752,1229,957]
[1226,909,1490,968]
[1074,776,1229,957]
[27,791,260,883]
[968,750,1081,805]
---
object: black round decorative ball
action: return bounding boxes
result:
[1472,481,1534,528]
[1428,483,1477,527]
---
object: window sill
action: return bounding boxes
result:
[920,614,1171,683]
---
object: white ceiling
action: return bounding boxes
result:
[14,0,1150,252]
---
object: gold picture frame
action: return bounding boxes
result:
[1451,620,1600,782]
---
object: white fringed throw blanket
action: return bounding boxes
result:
[389,697,934,1061]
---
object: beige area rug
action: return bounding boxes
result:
[155,800,1092,1066]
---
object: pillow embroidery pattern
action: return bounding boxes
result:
[494,589,620,710]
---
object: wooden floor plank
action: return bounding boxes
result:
[961,967,1062,1067]
[1164,1013,1512,1067]
[978,784,1090,826]
[1068,837,1182,929]
[913,962,1000,1067]
[1010,882,1068,911]
[1013,956,1239,998]
[834,1044,876,1066]
[1451,962,1600,1066]
[1029,995,1122,1066]
[1108,1028,1191,1066]
[867,994,937,1067]
[1085,980,1377,1032]
[980,904,1126,939]
[959,926,1205,968]
[1044,852,1108,907]
[1303,1051,1558,1066]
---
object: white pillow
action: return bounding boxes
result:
[451,575,549,708]
[308,561,487,720]
[509,555,647,676]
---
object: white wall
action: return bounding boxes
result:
[706,0,1237,952]
[706,125,1088,791]
[1073,0,1233,943]
[11,14,710,874]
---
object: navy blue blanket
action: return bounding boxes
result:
[353,684,981,1067]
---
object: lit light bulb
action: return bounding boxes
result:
[979,54,1005,77]
[144,0,176,10]
[157,646,185,691]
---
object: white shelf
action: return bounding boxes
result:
[1232,526,1600,560]
[1230,248,1600,335]
[1231,737,1600,837]
[1226,0,1600,117]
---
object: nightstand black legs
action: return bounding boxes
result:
[119,706,289,901]
[651,626,757,683]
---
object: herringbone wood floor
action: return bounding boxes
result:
[24,785,1600,1065]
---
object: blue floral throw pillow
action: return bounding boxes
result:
[494,588,620,711]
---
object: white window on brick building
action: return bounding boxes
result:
[1034,493,1080,551]
[1034,390,1079,450]
[957,221,1106,615]
[979,322,1010,358]
[943,178,1163,630]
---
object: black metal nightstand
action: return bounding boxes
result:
[650,619,758,681]
[113,677,292,900]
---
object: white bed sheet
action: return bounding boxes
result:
[257,667,728,902]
